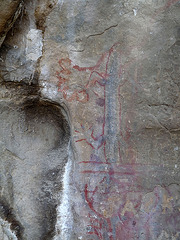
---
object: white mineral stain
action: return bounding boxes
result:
[133,9,137,16]
[57,0,64,5]
[174,146,179,151]
[54,141,73,240]
[41,65,50,80]
[41,82,58,99]
[26,29,43,61]
[0,218,18,240]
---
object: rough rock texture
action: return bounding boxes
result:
[0,83,70,239]
[0,0,180,239]
[0,0,23,47]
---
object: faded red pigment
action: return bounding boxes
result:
[55,1,179,239]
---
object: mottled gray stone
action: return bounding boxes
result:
[0,0,23,47]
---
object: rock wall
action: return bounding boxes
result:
[0,0,180,239]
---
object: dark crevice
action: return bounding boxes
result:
[19,95,70,240]
[0,81,70,239]
[0,0,24,47]
[35,0,59,33]
[0,198,24,239]
[86,24,118,39]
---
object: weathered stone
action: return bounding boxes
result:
[0,0,180,239]
[0,83,70,239]
[0,0,23,47]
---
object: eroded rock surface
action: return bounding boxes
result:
[0,0,180,239]
[0,0,23,47]
[0,83,70,239]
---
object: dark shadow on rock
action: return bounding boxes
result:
[0,83,70,239]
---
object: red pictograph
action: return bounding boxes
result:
[56,45,175,239]
[56,58,89,103]
[55,1,178,238]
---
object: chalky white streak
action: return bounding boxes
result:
[0,218,18,240]
[54,141,73,240]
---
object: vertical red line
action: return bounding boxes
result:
[107,218,114,240]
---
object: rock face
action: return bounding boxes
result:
[0,0,180,239]
[0,83,70,239]
[0,0,23,47]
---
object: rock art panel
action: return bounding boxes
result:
[50,42,180,240]
[39,0,180,239]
